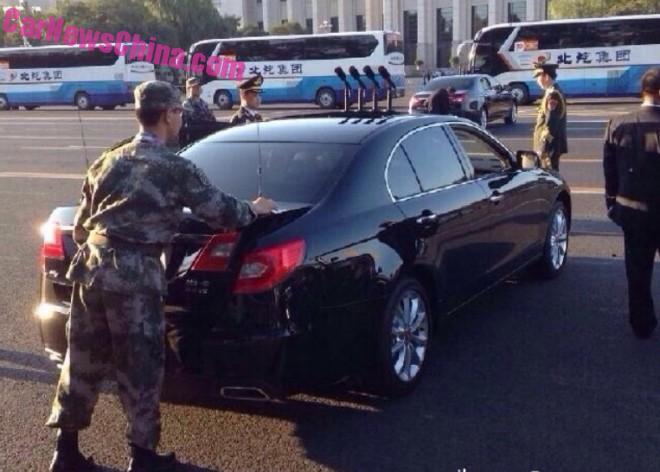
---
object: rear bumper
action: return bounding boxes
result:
[34,298,307,396]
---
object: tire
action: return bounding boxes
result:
[535,201,569,279]
[478,108,488,128]
[510,83,529,104]
[214,90,233,110]
[504,102,518,125]
[74,92,92,110]
[374,277,432,397]
[0,94,9,111]
[101,105,116,111]
[316,87,336,109]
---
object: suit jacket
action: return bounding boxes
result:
[603,105,660,216]
[533,84,568,158]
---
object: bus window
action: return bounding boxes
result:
[305,35,378,60]
[472,27,514,76]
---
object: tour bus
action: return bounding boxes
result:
[0,44,156,110]
[189,31,405,109]
[469,14,660,103]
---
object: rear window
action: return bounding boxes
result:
[181,141,358,204]
[425,77,475,92]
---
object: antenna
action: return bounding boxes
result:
[256,123,263,197]
[77,107,90,169]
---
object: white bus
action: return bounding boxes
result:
[189,31,405,109]
[0,44,156,110]
[469,14,660,103]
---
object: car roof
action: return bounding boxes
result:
[205,115,472,145]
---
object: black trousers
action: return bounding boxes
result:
[623,222,660,335]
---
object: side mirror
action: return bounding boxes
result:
[516,150,541,170]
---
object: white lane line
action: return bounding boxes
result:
[0,135,113,140]
[20,145,107,150]
[0,171,84,180]
[571,187,604,195]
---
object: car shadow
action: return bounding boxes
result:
[177,255,660,472]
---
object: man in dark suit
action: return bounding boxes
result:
[229,74,264,126]
[532,62,568,171]
[603,68,660,339]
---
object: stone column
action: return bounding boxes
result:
[365,0,383,30]
[383,0,401,32]
[286,0,306,27]
[526,0,547,21]
[241,0,259,28]
[312,0,331,33]
[488,0,506,25]
[262,0,280,33]
[452,0,470,68]
[338,0,356,32]
[416,0,434,68]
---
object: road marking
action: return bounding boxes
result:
[20,145,107,150]
[0,171,84,180]
[0,135,113,141]
[571,187,604,195]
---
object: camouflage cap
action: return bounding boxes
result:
[134,80,182,111]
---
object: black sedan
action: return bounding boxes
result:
[37,114,570,399]
[409,75,518,128]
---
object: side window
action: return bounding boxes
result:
[480,77,491,91]
[451,127,511,176]
[401,127,466,191]
[387,146,422,199]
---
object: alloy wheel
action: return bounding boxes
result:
[549,208,568,270]
[390,289,429,382]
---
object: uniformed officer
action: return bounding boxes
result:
[46,80,276,472]
[182,77,216,124]
[229,74,264,126]
[532,62,568,171]
[603,68,660,339]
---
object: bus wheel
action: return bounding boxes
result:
[316,88,336,109]
[214,90,233,110]
[74,92,92,110]
[510,83,529,104]
[0,94,9,111]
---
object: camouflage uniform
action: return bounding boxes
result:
[229,106,263,126]
[533,83,568,171]
[182,96,216,123]
[46,129,256,450]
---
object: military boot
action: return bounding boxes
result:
[126,444,177,472]
[49,430,96,472]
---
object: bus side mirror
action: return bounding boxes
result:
[516,150,540,170]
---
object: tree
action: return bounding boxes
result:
[548,0,660,18]
[269,22,306,35]
[238,24,269,37]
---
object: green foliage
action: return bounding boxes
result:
[238,25,269,37]
[0,0,240,50]
[269,22,306,35]
[549,0,660,18]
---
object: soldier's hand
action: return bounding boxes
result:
[251,196,277,215]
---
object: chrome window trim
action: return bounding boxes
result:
[384,120,513,203]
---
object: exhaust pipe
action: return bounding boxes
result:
[220,385,272,402]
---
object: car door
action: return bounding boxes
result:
[386,124,493,307]
[449,124,547,282]
[479,76,502,118]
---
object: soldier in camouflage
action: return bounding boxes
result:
[182,77,216,124]
[229,74,264,126]
[46,80,276,472]
[532,62,568,171]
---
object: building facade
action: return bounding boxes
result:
[215,0,547,68]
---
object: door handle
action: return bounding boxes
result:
[489,193,504,204]
[416,213,438,225]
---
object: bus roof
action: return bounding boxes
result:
[0,43,135,53]
[190,30,397,46]
[477,13,660,35]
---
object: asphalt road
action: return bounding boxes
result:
[1,103,660,472]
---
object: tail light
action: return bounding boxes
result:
[191,232,238,271]
[450,91,466,103]
[41,222,65,260]
[233,239,305,294]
